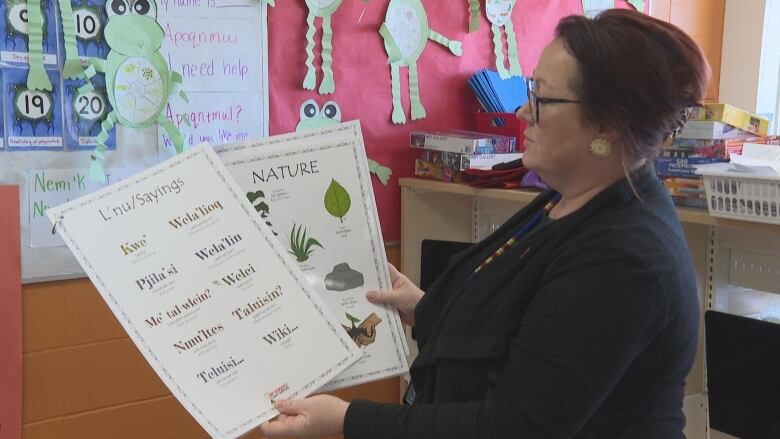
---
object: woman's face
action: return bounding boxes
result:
[517,38,600,186]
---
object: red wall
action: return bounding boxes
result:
[267,0,646,241]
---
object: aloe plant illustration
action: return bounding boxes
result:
[324,178,351,223]
[246,190,277,236]
[289,223,324,262]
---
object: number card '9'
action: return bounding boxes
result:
[0,0,59,66]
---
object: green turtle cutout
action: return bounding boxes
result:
[380,0,463,124]
[295,99,392,185]
[79,0,188,183]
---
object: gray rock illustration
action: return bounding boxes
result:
[324,263,364,291]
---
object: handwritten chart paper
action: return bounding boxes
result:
[0,186,21,439]
[218,121,409,390]
[158,0,268,153]
[27,167,142,248]
[48,145,359,438]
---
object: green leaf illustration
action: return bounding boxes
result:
[324,178,351,223]
[346,312,361,324]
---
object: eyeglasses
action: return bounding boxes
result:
[524,77,582,124]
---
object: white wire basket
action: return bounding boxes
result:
[696,169,780,224]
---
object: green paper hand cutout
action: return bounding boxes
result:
[367,159,391,185]
[25,0,89,91]
[82,0,187,183]
[381,0,463,124]
[295,99,392,185]
[25,0,51,91]
[303,0,343,95]
[485,0,521,79]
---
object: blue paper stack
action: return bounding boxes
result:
[468,69,528,114]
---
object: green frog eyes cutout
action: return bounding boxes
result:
[295,99,392,185]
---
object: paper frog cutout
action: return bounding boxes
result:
[303,0,343,94]
[581,0,613,18]
[582,0,645,17]
[466,1,521,79]
[380,0,463,124]
[485,0,521,79]
[78,0,188,183]
[295,99,392,185]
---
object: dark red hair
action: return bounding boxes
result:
[555,9,711,162]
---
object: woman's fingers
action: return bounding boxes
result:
[366,289,398,306]
[261,415,301,437]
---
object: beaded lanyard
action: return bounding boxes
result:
[471,193,561,277]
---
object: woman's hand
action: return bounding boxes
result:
[366,263,424,326]
[260,395,349,438]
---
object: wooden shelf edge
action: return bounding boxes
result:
[398,178,539,203]
[399,177,780,232]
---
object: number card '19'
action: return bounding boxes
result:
[2,67,64,150]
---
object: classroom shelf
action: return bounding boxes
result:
[399,177,780,233]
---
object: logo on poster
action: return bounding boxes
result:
[265,382,290,403]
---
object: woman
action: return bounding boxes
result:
[263,8,708,438]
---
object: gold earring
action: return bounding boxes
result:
[589,138,612,158]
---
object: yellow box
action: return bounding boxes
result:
[690,103,769,136]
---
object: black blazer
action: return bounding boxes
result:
[345,165,699,439]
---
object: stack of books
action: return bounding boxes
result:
[411,131,521,182]
[683,103,770,138]
[656,102,777,208]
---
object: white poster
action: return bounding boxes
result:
[47,145,360,438]
[0,0,269,282]
[217,121,409,390]
[158,1,268,158]
[160,91,260,151]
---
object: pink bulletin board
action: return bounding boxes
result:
[266,0,646,241]
[0,185,21,439]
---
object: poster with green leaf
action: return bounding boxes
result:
[324,178,351,222]
[215,120,408,391]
